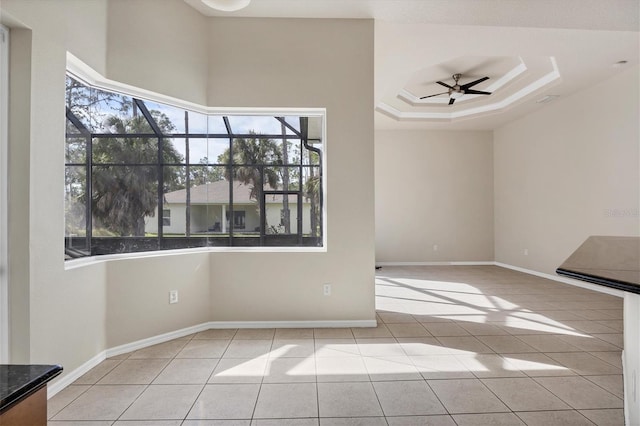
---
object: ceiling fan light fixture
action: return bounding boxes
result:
[450,91,465,99]
[201,0,250,12]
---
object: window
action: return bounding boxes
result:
[64,75,324,259]
[226,210,246,230]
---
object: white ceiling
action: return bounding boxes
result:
[184,0,640,130]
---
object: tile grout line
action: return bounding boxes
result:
[530,375,623,413]
[114,336,190,423]
[512,409,598,426]
[581,375,625,400]
[47,357,124,420]
[183,328,242,422]
[422,377,453,419]
[248,330,274,422]
[313,326,322,424]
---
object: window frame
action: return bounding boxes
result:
[64,60,327,263]
[162,209,171,227]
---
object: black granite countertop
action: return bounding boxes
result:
[0,364,63,412]
[557,236,640,294]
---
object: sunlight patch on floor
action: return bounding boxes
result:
[376,276,592,337]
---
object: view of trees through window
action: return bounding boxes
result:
[65,75,323,259]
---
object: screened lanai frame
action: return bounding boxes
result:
[64,74,325,260]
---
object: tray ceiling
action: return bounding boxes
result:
[184,0,639,130]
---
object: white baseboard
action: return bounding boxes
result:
[105,322,213,359]
[208,320,377,329]
[47,351,106,398]
[376,261,494,266]
[48,322,212,398]
[48,319,375,398]
[495,262,624,298]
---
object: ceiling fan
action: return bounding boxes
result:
[420,74,492,105]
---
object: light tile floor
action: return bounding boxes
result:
[48,266,625,425]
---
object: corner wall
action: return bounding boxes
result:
[206,18,376,321]
[375,130,494,263]
[1,0,110,371]
[494,65,640,274]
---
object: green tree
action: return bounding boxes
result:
[218,134,283,230]
[65,128,89,237]
[190,157,225,186]
[66,76,134,128]
[91,111,183,236]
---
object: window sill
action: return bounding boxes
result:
[64,245,327,270]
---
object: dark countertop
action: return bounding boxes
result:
[557,236,640,294]
[0,364,63,412]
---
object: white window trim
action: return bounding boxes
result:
[0,25,10,363]
[67,52,326,118]
[64,52,328,266]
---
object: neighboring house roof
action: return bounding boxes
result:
[164,180,306,205]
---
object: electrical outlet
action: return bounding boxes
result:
[323,283,331,296]
[169,290,179,304]
[433,244,438,251]
[523,248,529,256]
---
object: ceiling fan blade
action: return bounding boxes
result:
[464,89,492,95]
[460,76,489,90]
[448,98,455,105]
[437,81,455,90]
[419,91,449,99]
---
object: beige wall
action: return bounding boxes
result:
[107,0,208,105]
[375,130,494,263]
[494,65,640,274]
[6,26,32,362]
[207,18,375,321]
[106,253,211,347]
[1,0,110,369]
[1,0,375,381]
